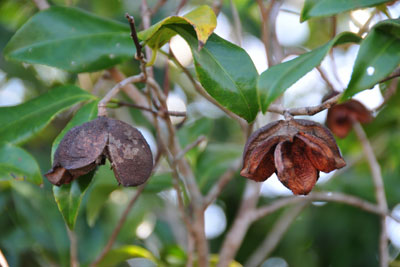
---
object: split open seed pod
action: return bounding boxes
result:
[241,119,346,195]
[45,116,153,187]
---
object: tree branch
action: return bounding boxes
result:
[91,184,146,266]
[251,192,389,222]
[203,160,241,209]
[353,122,388,267]
[98,73,145,116]
[245,202,308,267]
[217,181,261,267]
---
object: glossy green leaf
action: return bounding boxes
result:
[0,85,95,145]
[51,100,99,160]
[53,170,94,230]
[301,0,393,21]
[258,32,361,112]
[97,245,157,267]
[138,5,216,50]
[343,19,400,100]
[4,6,134,72]
[171,25,259,122]
[0,86,94,144]
[0,144,42,185]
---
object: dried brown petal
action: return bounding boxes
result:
[46,116,153,187]
[274,138,319,195]
[296,132,345,172]
[326,99,373,138]
[106,118,153,186]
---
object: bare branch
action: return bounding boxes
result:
[245,202,308,267]
[125,14,144,61]
[174,136,207,163]
[98,73,145,116]
[203,160,241,209]
[217,182,261,267]
[32,0,49,10]
[151,0,168,15]
[268,92,341,116]
[91,184,146,266]
[229,0,243,46]
[113,100,187,117]
[353,122,388,267]
[252,191,388,222]
[378,67,400,84]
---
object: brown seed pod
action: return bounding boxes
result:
[240,119,346,195]
[45,116,153,187]
[323,91,373,138]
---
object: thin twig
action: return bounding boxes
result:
[251,191,389,222]
[0,249,9,267]
[125,14,144,61]
[217,182,261,267]
[212,0,223,16]
[32,0,49,10]
[91,184,146,267]
[67,228,79,267]
[358,9,378,36]
[268,92,341,116]
[113,100,187,117]
[151,0,168,15]
[98,73,145,116]
[245,202,308,267]
[174,136,206,163]
[203,160,241,209]
[175,0,188,15]
[316,66,337,92]
[378,67,400,84]
[230,0,243,46]
[353,122,388,267]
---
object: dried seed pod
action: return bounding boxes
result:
[45,116,153,187]
[324,91,373,138]
[46,117,108,186]
[106,118,153,186]
[240,119,346,195]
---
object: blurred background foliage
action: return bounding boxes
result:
[0,0,400,266]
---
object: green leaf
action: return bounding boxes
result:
[343,19,400,100]
[171,25,259,122]
[138,5,216,50]
[51,100,99,160]
[258,32,361,112]
[301,0,393,21]
[53,170,95,230]
[0,144,42,185]
[0,85,95,145]
[4,6,134,72]
[97,245,157,267]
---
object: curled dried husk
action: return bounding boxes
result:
[240,119,346,195]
